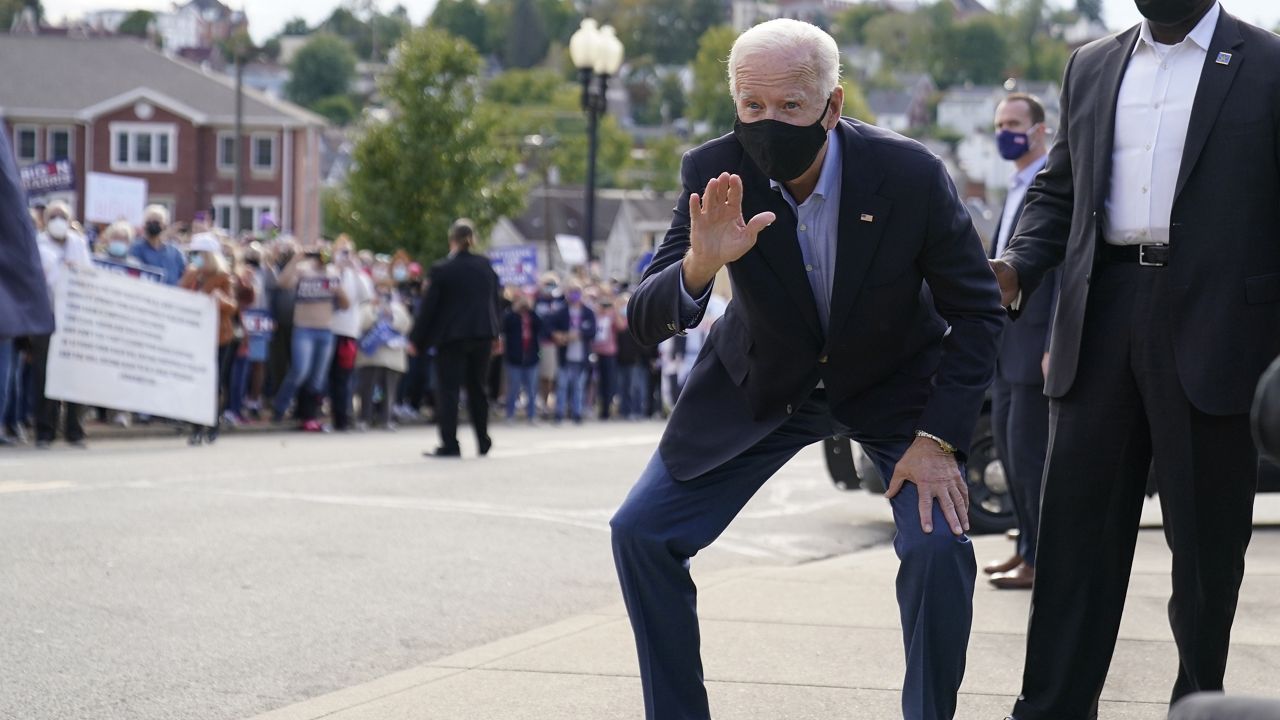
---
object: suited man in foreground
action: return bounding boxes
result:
[610,19,1004,720]
[991,1,1280,716]
[410,219,501,458]
[985,93,1056,591]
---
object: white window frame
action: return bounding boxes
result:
[14,124,40,164]
[250,132,277,174]
[109,122,177,173]
[46,125,74,162]
[216,130,236,172]
[212,194,278,235]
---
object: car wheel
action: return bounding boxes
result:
[965,413,1016,535]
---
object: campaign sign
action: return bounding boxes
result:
[93,258,164,283]
[489,245,539,287]
[84,172,148,226]
[21,159,76,195]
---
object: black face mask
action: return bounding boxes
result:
[145,220,164,237]
[1134,0,1204,25]
[733,95,832,182]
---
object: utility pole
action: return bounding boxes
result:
[233,47,244,236]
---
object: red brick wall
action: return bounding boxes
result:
[91,103,200,222]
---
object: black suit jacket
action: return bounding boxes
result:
[1004,12,1280,415]
[0,128,54,339]
[410,249,501,351]
[992,201,1058,386]
[628,118,1005,481]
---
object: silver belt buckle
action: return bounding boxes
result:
[1138,244,1168,267]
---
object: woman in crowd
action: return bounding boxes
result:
[329,235,373,432]
[272,241,350,432]
[180,232,243,445]
[354,279,412,431]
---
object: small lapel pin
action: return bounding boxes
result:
[1216,52,1232,65]
[860,213,874,223]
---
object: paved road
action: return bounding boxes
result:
[0,421,898,720]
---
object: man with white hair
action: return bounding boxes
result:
[32,200,93,448]
[128,203,186,285]
[610,19,1004,720]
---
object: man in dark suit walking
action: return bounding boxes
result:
[985,93,1055,591]
[410,219,502,458]
[992,1,1280,716]
[610,18,1005,720]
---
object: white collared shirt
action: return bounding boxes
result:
[1105,2,1220,246]
[996,154,1048,258]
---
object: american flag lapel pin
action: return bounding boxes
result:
[860,213,874,223]
[1216,52,1232,65]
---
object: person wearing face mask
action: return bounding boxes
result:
[983,93,1056,592]
[31,200,94,448]
[328,235,374,432]
[180,233,242,444]
[988,1,1280,718]
[128,205,186,286]
[355,281,413,431]
[610,19,1004,720]
[549,282,596,425]
[534,272,565,419]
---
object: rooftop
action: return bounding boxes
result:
[0,36,323,127]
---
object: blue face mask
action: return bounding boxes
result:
[191,254,206,270]
[393,267,408,282]
[996,126,1037,161]
[108,240,129,258]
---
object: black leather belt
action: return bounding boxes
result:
[1100,243,1169,267]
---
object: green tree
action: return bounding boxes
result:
[311,95,359,126]
[1075,0,1103,23]
[863,11,933,73]
[505,0,549,68]
[839,79,876,125]
[261,37,281,61]
[345,27,525,260]
[688,25,737,137]
[287,34,357,108]
[282,17,310,35]
[658,72,686,122]
[634,135,684,192]
[484,68,564,105]
[430,0,490,54]
[117,9,155,38]
[933,15,1010,86]
[832,3,890,45]
[607,0,726,65]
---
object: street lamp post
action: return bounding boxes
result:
[569,20,624,265]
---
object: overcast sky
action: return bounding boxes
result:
[39,0,1280,46]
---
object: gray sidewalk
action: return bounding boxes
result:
[249,529,1280,720]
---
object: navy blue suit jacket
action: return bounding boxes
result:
[628,118,1004,481]
[992,203,1058,386]
[0,129,54,338]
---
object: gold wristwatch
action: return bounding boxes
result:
[915,430,956,455]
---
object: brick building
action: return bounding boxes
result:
[0,36,326,237]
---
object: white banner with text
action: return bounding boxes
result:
[46,266,218,426]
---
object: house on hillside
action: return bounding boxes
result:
[490,187,678,284]
[0,36,326,237]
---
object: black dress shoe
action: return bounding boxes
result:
[478,436,493,456]
[424,447,462,458]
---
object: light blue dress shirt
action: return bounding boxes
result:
[679,129,842,335]
[770,128,842,334]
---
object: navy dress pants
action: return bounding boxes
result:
[611,394,977,720]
